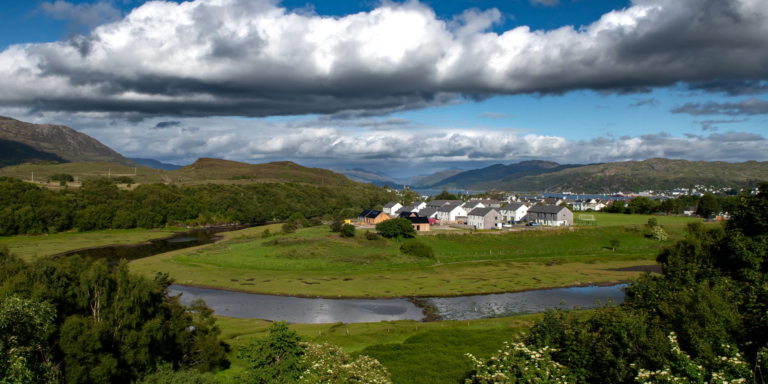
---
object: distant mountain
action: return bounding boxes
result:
[429,160,584,189]
[477,158,768,193]
[0,116,140,167]
[333,168,408,185]
[129,158,183,171]
[410,169,465,187]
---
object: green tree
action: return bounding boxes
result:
[0,296,60,384]
[610,238,620,250]
[647,217,659,228]
[696,194,720,218]
[282,222,297,234]
[235,321,305,384]
[375,218,417,238]
[435,188,458,200]
[330,216,344,232]
[262,228,272,238]
[137,363,218,384]
[340,224,356,238]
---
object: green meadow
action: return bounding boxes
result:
[213,313,554,383]
[575,211,701,226]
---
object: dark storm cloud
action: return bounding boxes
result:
[153,121,181,129]
[671,98,768,116]
[1,0,767,118]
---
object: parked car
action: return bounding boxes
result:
[502,223,512,228]
[527,222,540,226]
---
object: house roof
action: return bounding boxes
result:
[499,203,526,211]
[358,209,385,218]
[463,201,485,208]
[467,207,499,217]
[418,208,438,218]
[398,211,418,218]
[383,202,400,209]
[404,216,430,224]
[437,205,463,212]
[528,205,570,214]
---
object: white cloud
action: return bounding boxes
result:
[0,0,766,118]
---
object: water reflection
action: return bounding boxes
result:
[169,285,424,324]
[169,284,626,323]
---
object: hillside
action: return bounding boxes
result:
[477,158,768,192]
[129,157,183,171]
[0,158,355,186]
[409,169,465,187]
[430,160,584,189]
[0,116,140,167]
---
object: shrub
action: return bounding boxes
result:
[365,231,381,240]
[465,340,575,384]
[262,229,272,238]
[308,217,323,227]
[376,218,417,239]
[49,173,74,182]
[235,321,305,384]
[137,363,218,384]
[113,176,135,184]
[298,342,391,384]
[340,224,356,238]
[400,241,434,258]
[610,238,620,250]
[647,217,659,228]
[330,217,344,233]
[282,222,297,234]
[650,226,668,241]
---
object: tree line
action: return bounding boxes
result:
[0,177,395,236]
[601,193,743,217]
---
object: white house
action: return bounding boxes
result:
[467,208,501,230]
[382,202,402,216]
[498,203,528,222]
[408,202,427,211]
[436,205,468,223]
[585,202,606,211]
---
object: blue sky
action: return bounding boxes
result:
[0,0,766,176]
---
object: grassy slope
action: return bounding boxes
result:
[0,158,354,187]
[0,228,188,261]
[214,313,548,383]
[129,216,703,298]
[478,158,768,193]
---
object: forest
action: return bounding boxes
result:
[0,177,394,236]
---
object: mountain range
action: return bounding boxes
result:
[1,115,766,193]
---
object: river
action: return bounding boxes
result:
[169,284,626,323]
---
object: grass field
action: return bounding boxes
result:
[213,312,553,383]
[127,222,696,298]
[576,212,702,227]
[0,227,188,261]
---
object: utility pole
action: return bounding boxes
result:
[31,171,34,183]
[109,169,111,178]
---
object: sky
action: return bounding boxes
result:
[0,0,767,177]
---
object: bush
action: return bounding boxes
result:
[308,217,323,227]
[282,222,297,234]
[330,217,344,233]
[50,173,74,182]
[137,363,218,384]
[376,218,417,239]
[400,241,434,258]
[262,229,271,238]
[648,217,659,228]
[235,321,305,384]
[650,226,668,241]
[465,340,575,384]
[113,176,135,184]
[610,238,620,250]
[298,342,391,384]
[340,224,356,238]
[365,231,381,240]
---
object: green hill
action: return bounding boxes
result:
[410,169,465,187]
[0,116,140,167]
[0,158,355,187]
[431,160,584,189]
[476,158,768,193]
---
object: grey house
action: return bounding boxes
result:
[467,207,501,230]
[526,205,573,226]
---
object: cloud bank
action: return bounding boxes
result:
[1,0,767,119]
